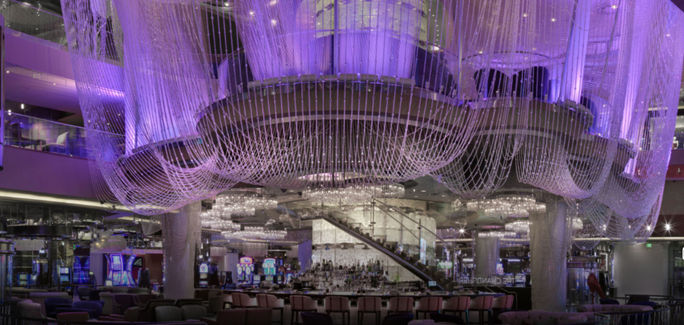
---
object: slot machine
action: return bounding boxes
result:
[236,257,254,285]
[262,258,276,283]
[73,256,91,284]
[59,266,71,287]
[17,273,28,287]
[107,254,124,285]
[198,262,209,287]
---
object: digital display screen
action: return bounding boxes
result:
[515,273,526,283]
[110,254,123,271]
[263,258,276,276]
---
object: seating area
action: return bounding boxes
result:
[9,282,684,325]
[10,289,517,325]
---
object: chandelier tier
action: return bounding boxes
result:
[303,183,404,206]
[60,0,683,243]
[464,194,546,219]
[222,226,287,241]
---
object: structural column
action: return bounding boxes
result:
[162,201,201,299]
[474,236,500,279]
[530,197,569,311]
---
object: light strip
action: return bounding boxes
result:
[0,190,133,212]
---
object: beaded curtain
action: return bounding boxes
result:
[60,1,683,242]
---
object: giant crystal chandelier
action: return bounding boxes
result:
[61,0,684,242]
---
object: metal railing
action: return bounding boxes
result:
[594,307,670,325]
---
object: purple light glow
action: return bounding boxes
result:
[58,0,684,244]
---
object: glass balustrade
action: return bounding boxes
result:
[1,0,120,61]
[674,127,684,150]
[1,0,67,46]
[3,112,91,158]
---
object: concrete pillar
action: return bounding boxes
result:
[162,202,201,299]
[474,236,499,278]
[530,198,569,311]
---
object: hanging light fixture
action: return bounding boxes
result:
[505,220,530,235]
[303,183,404,206]
[59,0,683,246]
[222,226,287,241]
[465,194,545,219]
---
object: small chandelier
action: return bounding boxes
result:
[303,184,404,206]
[466,194,545,218]
[222,226,287,241]
[505,220,530,234]
[212,191,278,217]
[477,231,516,238]
[200,211,241,231]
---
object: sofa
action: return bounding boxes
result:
[16,299,46,325]
[498,310,594,325]
[11,287,47,299]
[28,291,71,316]
[100,291,156,315]
[123,299,175,322]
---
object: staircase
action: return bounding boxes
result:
[316,213,446,290]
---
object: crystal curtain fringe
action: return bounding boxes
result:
[60,0,683,246]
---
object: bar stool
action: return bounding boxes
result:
[387,296,414,315]
[290,295,317,325]
[443,296,471,324]
[257,293,285,325]
[324,296,351,325]
[470,296,494,325]
[415,296,443,319]
[231,292,256,308]
[357,296,382,325]
[491,294,514,322]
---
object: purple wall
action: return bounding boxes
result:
[0,146,99,199]
[4,31,123,114]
